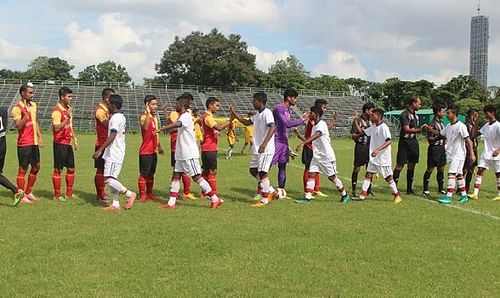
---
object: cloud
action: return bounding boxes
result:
[0,38,49,68]
[248,46,290,71]
[313,50,367,79]
[419,69,463,86]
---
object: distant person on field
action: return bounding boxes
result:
[11,83,43,203]
[93,94,137,211]
[468,105,500,201]
[294,105,350,204]
[51,86,79,201]
[240,112,254,154]
[350,102,375,198]
[425,105,475,204]
[353,108,402,204]
[138,95,164,202]
[393,96,423,195]
[230,92,277,207]
[94,88,114,203]
[0,106,24,206]
[225,118,237,160]
[422,104,446,197]
[192,108,203,148]
[158,96,223,209]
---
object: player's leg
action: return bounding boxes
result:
[162,171,182,208]
[16,146,30,201]
[325,161,349,203]
[252,154,273,207]
[393,140,407,186]
[359,170,373,201]
[146,154,158,200]
[103,162,136,210]
[64,145,75,199]
[138,154,150,201]
[52,143,63,200]
[470,158,488,199]
[494,170,500,201]
[384,171,402,204]
[24,145,40,201]
[439,160,460,204]
[94,145,107,202]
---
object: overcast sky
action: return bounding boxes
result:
[0,0,498,86]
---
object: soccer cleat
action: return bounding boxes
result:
[209,199,223,209]
[253,194,262,201]
[54,196,66,202]
[440,190,447,195]
[467,193,479,200]
[422,191,430,198]
[492,196,500,201]
[340,194,350,204]
[438,196,452,204]
[182,193,198,200]
[13,190,24,207]
[406,189,416,196]
[124,192,137,210]
[25,193,38,201]
[313,191,328,197]
[251,201,268,207]
[158,204,176,209]
[20,197,32,204]
[393,196,402,204]
[458,195,469,204]
[102,205,121,211]
[147,194,160,201]
[294,198,312,204]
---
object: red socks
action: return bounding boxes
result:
[138,175,147,201]
[66,169,75,197]
[182,173,191,195]
[95,169,105,199]
[146,176,154,198]
[25,169,39,194]
[208,173,217,194]
[52,170,62,197]
[303,169,321,192]
[17,168,26,191]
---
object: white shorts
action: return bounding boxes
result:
[250,154,273,173]
[104,161,123,179]
[174,158,202,177]
[309,159,337,177]
[367,162,393,179]
[448,159,465,175]
[478,159,500,173]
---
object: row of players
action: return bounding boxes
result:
[2,84,499,209]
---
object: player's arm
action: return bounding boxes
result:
[401,113,421,134]
[293,127,306,142]
[372,139,391,157]
[465,138,476,161]
[93,131,117,159]
[258,123,276,153]
[295,131,321,152]
[158,120,182,132]
[274,105,304,128]
[326,112,338,130]
[140,112,151,131]
[12,107,29,130]
[36,119,43,147]
[230,105,252,126]
[52,111,70,132]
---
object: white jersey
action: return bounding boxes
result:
[364,122,392,167]
[175,111,199,160]
[312,119,335,162]
[251,108,275,154]
[479,120,500,161]
[103,111,126,163]
[440,121,469,161]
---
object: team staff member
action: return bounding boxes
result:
[51,87,79,201]
[422,104,446,196]
[94,88,114,203]
[11,83,43,203]
[393,96,422,195]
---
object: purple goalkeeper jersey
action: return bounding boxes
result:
[272,103,304,144]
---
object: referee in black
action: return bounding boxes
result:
[422,104,446,196]
[0,106,24,206]
[393,96,422,195]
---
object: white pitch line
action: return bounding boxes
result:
[287,162,500,221]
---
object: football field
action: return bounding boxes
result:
[0,133,499,296]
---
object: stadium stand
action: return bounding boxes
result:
[0,81,371,136]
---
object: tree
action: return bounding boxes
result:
[440,75,488,101]
[78,60,131,82]
[0,69,25,79]
[306,75,349,92]
[266,55,309,89]
[25,56,74,80]
[156,28,257,87]
[431,89,458,107]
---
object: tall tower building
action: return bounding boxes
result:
[469,4,489,87]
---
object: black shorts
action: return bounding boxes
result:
[396,138,419,164]
[170,151,176,168]
[53,143,75,169]
[139,153,157,176]
[426,145,446,168]
[301,146,313,168]
[17,145,40,168]
[464,148,478,170]
[94,145,105,169]
[354,143,369,167]
[202,151,218,171]
[0,137,6,173]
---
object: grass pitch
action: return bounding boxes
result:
[0,133,499,296]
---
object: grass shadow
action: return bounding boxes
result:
[229,187,257,203]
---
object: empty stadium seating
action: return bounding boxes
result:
[0,82,371,136]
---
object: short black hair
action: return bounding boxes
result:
[447,104,459,115]
[102,88,115,99]
[372,108,385,119]
[283,88,298,100]
[483,104,496,114]
[181,92,194,102]
[253,92,267,105]
[176,96,190,109]
[192,108,199,113]
[408,96,420,106]
[109,94,123,110]
[19,83,33,95]
[314,98,327,107]
[205,97,219,109]
[144,95,157,105]
[58,86,73,99]
[310,105,324,118]
[362,102,375,113]
[432,103,445,115]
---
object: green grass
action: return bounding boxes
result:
[0,133,499,296]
